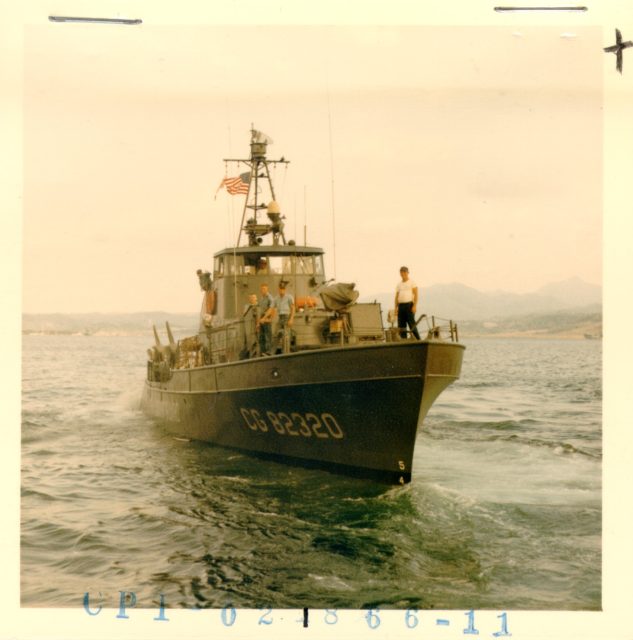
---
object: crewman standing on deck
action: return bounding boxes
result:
[394,266,421,340]
[261,281,295,353]
[268,282,295,331]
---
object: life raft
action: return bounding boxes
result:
[295,296,318,310]
[204,289,217,315]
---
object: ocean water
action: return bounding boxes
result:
[21,335,601,610]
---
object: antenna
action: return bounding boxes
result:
[304,185,307,246]
[326,85,336,279]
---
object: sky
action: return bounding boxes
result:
[23,24,603,313]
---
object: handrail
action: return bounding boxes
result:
[207,319,246,363]
[386,316,459,342]
[427,316,459,342]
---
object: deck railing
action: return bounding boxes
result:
[424,316,459,342]
[156,310,460,378]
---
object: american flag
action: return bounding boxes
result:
[216,172,251,196]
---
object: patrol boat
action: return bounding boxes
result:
[141,129,464,484]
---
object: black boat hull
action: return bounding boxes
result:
[141,340,464,484]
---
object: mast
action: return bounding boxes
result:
[224,127,290,247]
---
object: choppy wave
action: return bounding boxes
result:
[21,336,601,610]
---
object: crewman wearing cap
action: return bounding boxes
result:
[272,281,295,330]
[394,266,420,340]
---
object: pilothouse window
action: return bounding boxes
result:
[242,254,263,274]
[216,253,323,277]
[295,256,314,275]
[314,255,324,275]
[214,255,241,277]
[225,255,238,275]
[239,254,271,274]
[268,256,291,275]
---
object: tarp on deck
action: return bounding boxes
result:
[319,282,359,311]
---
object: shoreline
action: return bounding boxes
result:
[461,332,601,340]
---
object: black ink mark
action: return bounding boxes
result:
[48,16,142,25]
[494,6,587,11]
[303,607,309,628]
[604,29,633,74]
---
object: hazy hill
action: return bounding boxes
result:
[458,307,602,339]
[534,277,602,308]
[362,277,602,322]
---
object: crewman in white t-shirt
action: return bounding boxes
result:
[394,266,421,340]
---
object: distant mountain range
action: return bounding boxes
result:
[22,277,601,338]
[361,277,602,322]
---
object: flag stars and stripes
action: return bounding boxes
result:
[216,172,251,196]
